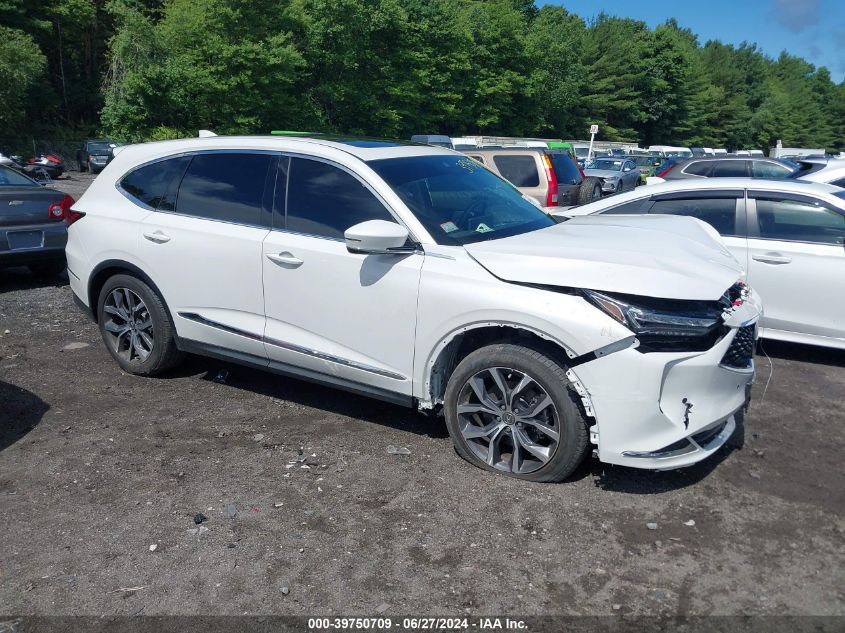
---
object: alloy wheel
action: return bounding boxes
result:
[456,367,560,474]
[102,287,154,362]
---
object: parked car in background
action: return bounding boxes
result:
[410,135,453,149]
[790,158,845,188]
[583,157,640,194]
[648,145,693,158]
[462,147,603,207]
[77,139,118,173]
[67,135,760,480]
[558,178,845,350]
[652,156,796,181]
[0,164,76,277]
[633,155,663,183]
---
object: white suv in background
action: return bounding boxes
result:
[66,136,761,482]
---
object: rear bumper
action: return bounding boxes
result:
[0,224,67,267]
[572,291,761,471]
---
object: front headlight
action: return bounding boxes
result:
[582,290,725,350]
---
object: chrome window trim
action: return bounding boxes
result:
[178,311,407,381]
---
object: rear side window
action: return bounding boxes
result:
[175,153,274,226]
[285,157,395,239]
[492,155,540,187]
[649,197,740,236]
[711,161,748,177]
[751,161,791,179]
[754,196,845,245]
[830,177,845,188]
[549,154,581,185]
[683,161,712,177]
[120,157,189,209]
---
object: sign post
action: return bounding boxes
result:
[587,124,599,163]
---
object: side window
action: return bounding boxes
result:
[683,161,712,177]
[601,198,651,214]
[711,161,747,177]
[754,196,845,245]
[492,155,540,187]
[285,157,396,239]
[175,153,274,226]
[830,177,845,188]
[752,161,790,179]
[467,154,486,165]
[119,156,189,210]
[649,197,740,235]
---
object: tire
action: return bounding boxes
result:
[443,344,590,482]
[577,177,602,205]
[28,259,66,277]
[97,274,184,376]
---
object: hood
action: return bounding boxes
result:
[584,169,625,179]
[463,214,743,301]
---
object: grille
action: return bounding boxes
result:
[721,325,755,369]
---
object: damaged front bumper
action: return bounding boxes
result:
[571,290,761,471]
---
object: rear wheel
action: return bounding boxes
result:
[97,274,183,376]
[578,177,602,205]
[444,344,590,482]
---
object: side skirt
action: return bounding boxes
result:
[176,337,414,408]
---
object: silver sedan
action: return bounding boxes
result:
[583,157,640,194]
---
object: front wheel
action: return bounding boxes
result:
[97,274,183,376]
[444,344,590,482]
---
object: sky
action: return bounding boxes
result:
[545,0,845,82]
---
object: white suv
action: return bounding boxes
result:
[66,136,761,482]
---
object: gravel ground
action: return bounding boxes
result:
[0,173,843,620]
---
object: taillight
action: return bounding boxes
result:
[47,194,81,224]
[542,154,559,206]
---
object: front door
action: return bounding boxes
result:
[261,156,423,397]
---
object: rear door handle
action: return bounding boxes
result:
[752,253,792,265]
[143,231,171,244]
[266,252,303,268]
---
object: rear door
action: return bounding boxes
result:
[646,190,748,270]
[138,151,276,357]
[746,191,845,341]
[491,153,545,206]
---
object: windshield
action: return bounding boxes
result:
[634,156,656,166]
[0,165,38,187]
[87,142,113,153]
[587,159,623,171]
[369,155,555,246]
[574,147,590,157]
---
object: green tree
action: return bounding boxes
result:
[0,25,48,130]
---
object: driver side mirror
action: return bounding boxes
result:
[345,220,412,255]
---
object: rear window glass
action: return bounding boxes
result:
[0,165,38,187]
[175,153,273,225]
[492,155,540,187]
[550,154,581,185]
[649,197,739,235]
[683,161,712,176]
[120,157,189,209]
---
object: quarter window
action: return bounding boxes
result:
[175,153,273,225]
[754,197,845,245]
[649,197,740,235]
[830,177,845,188]
[601,198,650,214]
[285,157,396,239]
[683,161,712,177]
[492,155,540,187]
[120,157,189,210]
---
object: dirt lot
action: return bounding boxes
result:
[1,172,844,621]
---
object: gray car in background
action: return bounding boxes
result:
[0,165,75,277]
[655,156,795,180]
[583,157,640,194]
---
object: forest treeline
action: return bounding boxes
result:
[2,0,843,151]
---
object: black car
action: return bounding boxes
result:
[77,139,118,173]
[0,165,75,276]
[655,156,796,180]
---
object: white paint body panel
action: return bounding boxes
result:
[68,137,767,472]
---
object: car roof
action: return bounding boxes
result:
[106,135,456,164]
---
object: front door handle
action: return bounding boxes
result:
[752,253,792,265]
[266,252,303,268]
[143,231,171,244]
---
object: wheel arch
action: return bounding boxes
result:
[87,259,172,324]
[421,322,578,410]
